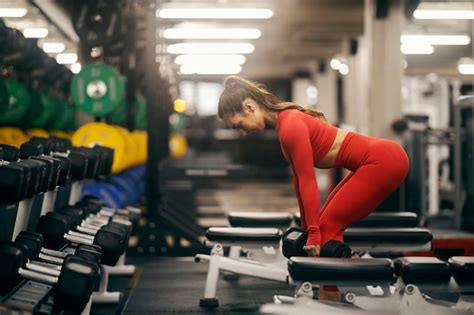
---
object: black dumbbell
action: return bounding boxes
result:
[80,195,141,223]
[15,231,101,268]
[282,227,351,258]
[36,212,126,266]
[0,242,99,313]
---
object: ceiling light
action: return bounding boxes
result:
[180,63,241,75]
[163,28,261,39]
[71,63,81,74]
[158,8,273,19]
[401,35,470,45]
[330,58,341,70]
[175,54,246,65]
[414,9,474,20]
[42,42,65,53]
[56,53,78,64]
[400,43,434,55]
[0,8,27,18]
[458,58,474,75]
[23,28,48,38]
[338,64,349,75]
[167,43,254,54]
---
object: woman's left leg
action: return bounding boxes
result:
[319,158,409,245]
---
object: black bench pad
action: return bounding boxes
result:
[295,212,418,228]
[288,257,393,285]
[394,257,451,284]
[344,228,432,243]
[228,212,293,227]
[449,256,474,285]
[206,227,282,242]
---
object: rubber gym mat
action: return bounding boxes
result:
[124,257,296,314]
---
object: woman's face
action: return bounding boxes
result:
[223,99,265,135]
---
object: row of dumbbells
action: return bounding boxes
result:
[0,136,113,206]
[0,136,139,313]
[1,197,137,313]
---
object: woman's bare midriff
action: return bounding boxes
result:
[316,128,350,169]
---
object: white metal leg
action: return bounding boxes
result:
[92,265,122,303]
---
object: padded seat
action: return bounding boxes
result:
[295,212,418,228]
[228,212,293,228]
[288,257,393,285]
[394,257,451,284]
[344,228,432,243]
[449,256,474,285]
[206,227,282,242]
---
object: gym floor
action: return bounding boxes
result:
[91,257,295,315]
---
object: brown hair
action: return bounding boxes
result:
[218,76,326,121]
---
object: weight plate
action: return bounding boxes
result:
[0,127,28,147]
[71,122,127,173]
[71,63,125,117]
[0,79,31,124]
[26,93,57,128]
[169,132,188,158]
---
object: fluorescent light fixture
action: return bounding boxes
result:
[458,64,474,75]
[330,58,341,70]
[414,10,474,20]
[401,35,471,46]
[42,42,65,53]
[180,63,241,75]
[167,43,254,54]
[458,58,474,75]
[400,43,434,55]
[23,28,48,38]
[175,54,246,65]
[71,62,82,74]
[163,28,261,39]
[338,64,349,75]
[158,8,273,19]
[56,53,78,64]
[0,8,27,17]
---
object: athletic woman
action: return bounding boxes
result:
[218,76,410,257]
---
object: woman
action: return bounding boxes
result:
[218,76,409,256]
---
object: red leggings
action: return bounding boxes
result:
[319,132,410,245]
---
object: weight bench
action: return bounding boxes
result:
[228,211,419,229]
[195,227,433,307]
[260,256,474,315]
[225,212,422,261]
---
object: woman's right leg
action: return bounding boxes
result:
[319,171,354,217]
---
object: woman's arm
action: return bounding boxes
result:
[292,167,307,230]
[280,120,321,246]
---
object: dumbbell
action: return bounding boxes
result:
[15,231,101,271]
[80,195,142,224]
[70,201,138,276]
[282,227,352,259]
[36,211,127,266]
[0,242,99,313]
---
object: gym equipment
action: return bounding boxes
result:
[169,113,187,133]
[72,122,145,173]
[0,243,99,313]
[71,64,125,117]
[0,77,8,108]
[27,129,50,139]
[72,123,125,172]
[49,102,76,131]
[261,256,474,315]
[0,79,31,124]
[195,226,433,308]
[26,93,57,128]
[0,127,29,147]
[169,132,188,158]
[109,94,147,130]
[72,1,124,48]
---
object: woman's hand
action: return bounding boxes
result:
[304,244,320,257]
